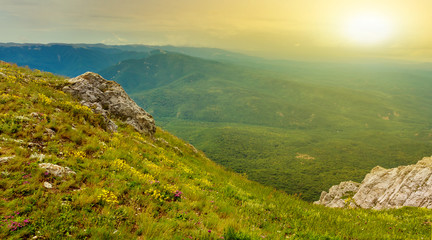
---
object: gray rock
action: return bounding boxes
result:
[0,156,14,163]
[314,181,360,208]
[63,72,156,136]
[43,182,53,189]
[185,143,199,154]
[30,153,45,161]
[44,128,56,137]
[156,138,169,146]
[315,156,432,209]
[39,163,76,177]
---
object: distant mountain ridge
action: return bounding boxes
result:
[100,51,227,92]
[0,43,254,77]
[0,43,150,76]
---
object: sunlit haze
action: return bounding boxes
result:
[343,13,394,46]
[1,0,431,61]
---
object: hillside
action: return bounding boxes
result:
[1,62,431,239]
[100,52,432,201]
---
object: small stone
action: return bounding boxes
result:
[43,182,53,189]
[156,138,169,145]
[15,116,30,121]
[30,112,41,118]
[30,153,45,161]
[173,146,183,155]
[44,128,56,137]
[186,143,199,154]
[0,156,14,163]
[39,163,76,177]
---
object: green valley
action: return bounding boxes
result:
[101,52,432,201]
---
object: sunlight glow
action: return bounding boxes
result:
[343,13,394,45]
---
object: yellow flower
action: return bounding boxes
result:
[98,189,119,204]
[38,93,52,105]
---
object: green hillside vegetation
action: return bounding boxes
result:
[2,62,432,239]
[100,53,432,201]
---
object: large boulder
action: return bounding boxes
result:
[63,72,156,136]
[315,156,432,209]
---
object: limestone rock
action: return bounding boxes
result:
[30,153,46,161]
[63,72,156,136]
[314,181,360,208]
[39,163,76,177]
[0,156,15,163]
[315,156,432,209]
[43,182,53,189]
[44,128,56,137]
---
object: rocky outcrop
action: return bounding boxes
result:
[315,156,432,209]
[63,72,156,136]
[314,181,360,208]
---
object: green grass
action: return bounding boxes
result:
[1,61,432,239]
[0,63,432,239]
[100,53,432,201]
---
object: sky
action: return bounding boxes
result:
[1,0,431,61]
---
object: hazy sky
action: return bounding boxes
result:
[1,0,431,60]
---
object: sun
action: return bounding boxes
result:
[343,12,394,45]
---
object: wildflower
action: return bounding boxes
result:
[38,93,52,105]
[98,189,119,204]
[174,190,183,198]
[208,230,212,233]
[22,173,30,178]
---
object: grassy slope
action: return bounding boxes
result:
[100,53,432,201]
[1,62,431,239]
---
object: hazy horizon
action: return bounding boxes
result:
[1,0,431,61]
